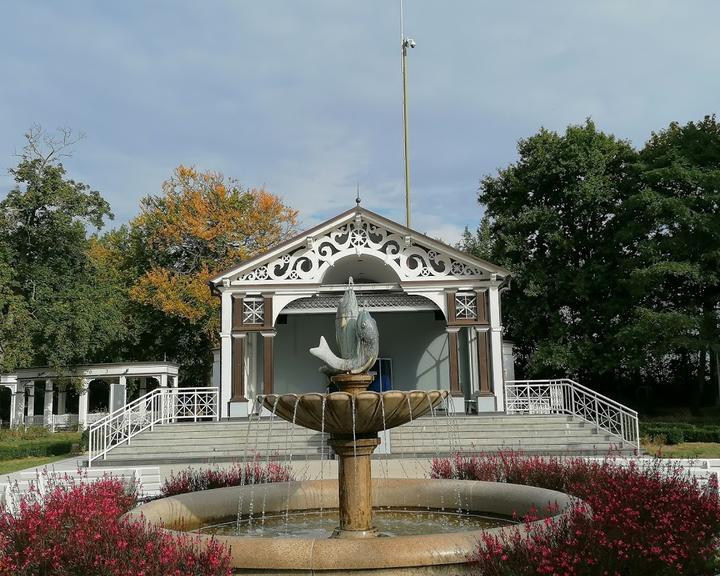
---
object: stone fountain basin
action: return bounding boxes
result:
[127,478,575,575]
[262,390,448,435]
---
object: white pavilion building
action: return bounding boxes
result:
[210,205,514,419]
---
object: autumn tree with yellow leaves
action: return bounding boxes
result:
[129,166,298,342]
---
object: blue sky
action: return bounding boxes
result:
[2,1,719,243]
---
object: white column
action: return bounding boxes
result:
[78,379,90,429]
[13,386,25,428]
[26,382,35,420]
[488,284,505,411]
[43,380,54,426]
[160,373,168,388]
[8,384,17,428]
[110,375,127,412]
[57,384,67,415]
[220,288,233,417]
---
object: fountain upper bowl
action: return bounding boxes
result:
[262,390,448,435]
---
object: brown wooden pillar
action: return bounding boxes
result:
[447,327,462,397]
[231,334,246,401]
[476,327,493,395]
[262,331,276,396]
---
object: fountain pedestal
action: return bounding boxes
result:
[328,434,381,538]
[328,372,381,538]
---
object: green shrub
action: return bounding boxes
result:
[640,421,720,444]
[664,427,684,445]
[0,431,81,461]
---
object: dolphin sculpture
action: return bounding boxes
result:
[310,277,379,375]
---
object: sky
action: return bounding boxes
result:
[2,1,719,243]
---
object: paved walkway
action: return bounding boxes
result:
[3,454,718,489]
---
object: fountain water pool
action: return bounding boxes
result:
[128,478,574,574]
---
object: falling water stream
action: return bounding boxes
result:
[228,389,483,538]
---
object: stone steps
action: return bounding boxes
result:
[96,413,637,466]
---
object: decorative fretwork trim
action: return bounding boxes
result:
[242,297,264,324]
[455,292,478,320]
[236,216,485,283]
[283,293,435,312]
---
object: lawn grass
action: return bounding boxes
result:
[0,454,74,476]
[642,441,720,459]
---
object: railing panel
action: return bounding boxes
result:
[88,387,219,466]
[505,379,639,451]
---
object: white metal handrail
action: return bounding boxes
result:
[87,386,219,466]
[504,379,640,451]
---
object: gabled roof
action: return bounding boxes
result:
[210,206,510,287]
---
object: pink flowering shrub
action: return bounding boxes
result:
[0,477,231,576]
[431,451,720,576]
[161,460,293,497]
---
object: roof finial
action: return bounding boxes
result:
[355,181,361,206]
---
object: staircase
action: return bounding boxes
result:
[101,419,329,466]
[390,414,638,456]
[98,413,635,466]
[90,379,640,465]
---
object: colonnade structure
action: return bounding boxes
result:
[0,362,179,429]
[209,205,514,419]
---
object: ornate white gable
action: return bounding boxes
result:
[213,208,508,287]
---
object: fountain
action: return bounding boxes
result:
[127,280,575,574]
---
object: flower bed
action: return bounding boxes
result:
[0,475,232,575]
[161,460,293,497]
[431,451,720,576]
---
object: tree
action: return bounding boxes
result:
[477,120,638,387]
[618,116,720,407]
[0,126,126,372]
[120,165,298,383]
[457,215,495,261]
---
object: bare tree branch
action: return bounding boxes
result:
[14,124,85,169]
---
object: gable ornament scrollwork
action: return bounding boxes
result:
[237,218,484,283]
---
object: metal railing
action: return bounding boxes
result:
[504,379,640,451]
[87,387,219,466]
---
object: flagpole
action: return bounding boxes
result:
[401,0,415,228]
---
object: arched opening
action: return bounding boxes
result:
[273,291,449,395]
[321,254,401,286]
[88,379,110,413]
[0,387,10,427]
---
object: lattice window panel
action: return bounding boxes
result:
[455,293,478,320]
[243,298,264,324]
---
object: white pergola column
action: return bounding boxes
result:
[488,284,505,411]
[160,373,168,388]
[43,379,54,426]
[12,386,25,428]
[110,375,127,412]
[220,287,233,418]
[25,382,35,420]
[57,384,67,415]
[78,378,90,429]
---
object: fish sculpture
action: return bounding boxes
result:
[310,277,379,375]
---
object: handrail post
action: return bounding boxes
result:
[215,389,220,421]
[593,393,599,432]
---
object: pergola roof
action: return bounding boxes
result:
[9,361,179,381]
[210,206,510,289]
